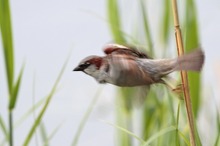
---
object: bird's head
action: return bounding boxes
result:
[73,55,103,77]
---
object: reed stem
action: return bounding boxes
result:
[171,0,196,146]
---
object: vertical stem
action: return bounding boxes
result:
[171,0,196,146]
[9,111,13,146]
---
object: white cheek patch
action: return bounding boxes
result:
[84,65,111,83]
[84,65,100,79]
[84,65,96,74]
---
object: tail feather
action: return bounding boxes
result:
[175,49,205,71]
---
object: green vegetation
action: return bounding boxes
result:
[0,0,67,145]
[106,0,215,146]
[0,0,218,146]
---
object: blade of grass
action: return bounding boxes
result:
[142,126,176,146]
[178,130,190,146]
[155,90,170,146]
[0,0,15,145]
[0,115,8,141]
[32,72,39,146]
[160,0,171,45]
[43,122,63,146]
[184,0,201,118]
[116,89,134,146]
[103,120,145,144]
[175,101,181,146]
[195,125,202,146]
[106,1,135,146]
[23,95,54,146]
[184,0,199,51]
[39,122,48,146]
[71,87,102,146]
[142,89,159,140]
[0,0,14,95]
[9,64,24,110]
[167,91,175,125]
[15,97,46,127]
[184,0,202,145]
[140,0,153,55]
[107,0,125,43]
[23,59,67,146]
[103,121,176,146]
[142,87,168,143]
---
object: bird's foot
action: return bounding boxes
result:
[172,84,184,100]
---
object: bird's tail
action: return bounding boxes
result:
[175,49,205,71]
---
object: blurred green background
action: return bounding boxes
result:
[0,0,220,146]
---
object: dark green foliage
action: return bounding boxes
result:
[184,0,201,118]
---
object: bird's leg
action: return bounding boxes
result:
[159,79,184,100]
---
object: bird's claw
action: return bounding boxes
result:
[172,84,184,100]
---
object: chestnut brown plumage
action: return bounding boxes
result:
[73,44,204,87]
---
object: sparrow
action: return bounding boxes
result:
[73,44,204,87]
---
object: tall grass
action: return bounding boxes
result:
[171,0,196,145]
[0,0,21,145]
[0,0,67,145]
[106,0,208,146]
[0,0,219,146]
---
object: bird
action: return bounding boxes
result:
[73,44,204,88]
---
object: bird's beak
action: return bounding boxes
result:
[73,66,82,71]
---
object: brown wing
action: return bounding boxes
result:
[103,44,151,59]
[108,55,155,86]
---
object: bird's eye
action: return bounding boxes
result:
[79,62,90,68]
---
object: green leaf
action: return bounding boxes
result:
[0,0,14,95]
[23,59,68,146]
[39,122,48,146]
[142,126,176,146]
[116,88,135,146]
[103,120,145,144]
[175,101,181,146]
[140,0,153,55]
[9,64,24,110]
[161,0,171,45]
[167,90,175,125]
[195,124,202,146]
[107,0,125,43]
[178,130,190,146]
[184,0,201,117]
[15,97,46,127]
[184,1,203,145]
[43,122,63,146]
[0,115,9,142]
[142,90,157,140]
[119,88,135,113]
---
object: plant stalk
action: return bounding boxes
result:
[9,111,13,146]
[171,0,196,146]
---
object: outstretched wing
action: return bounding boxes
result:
[103,44,151,59]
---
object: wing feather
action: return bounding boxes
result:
[103,44,151,59]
